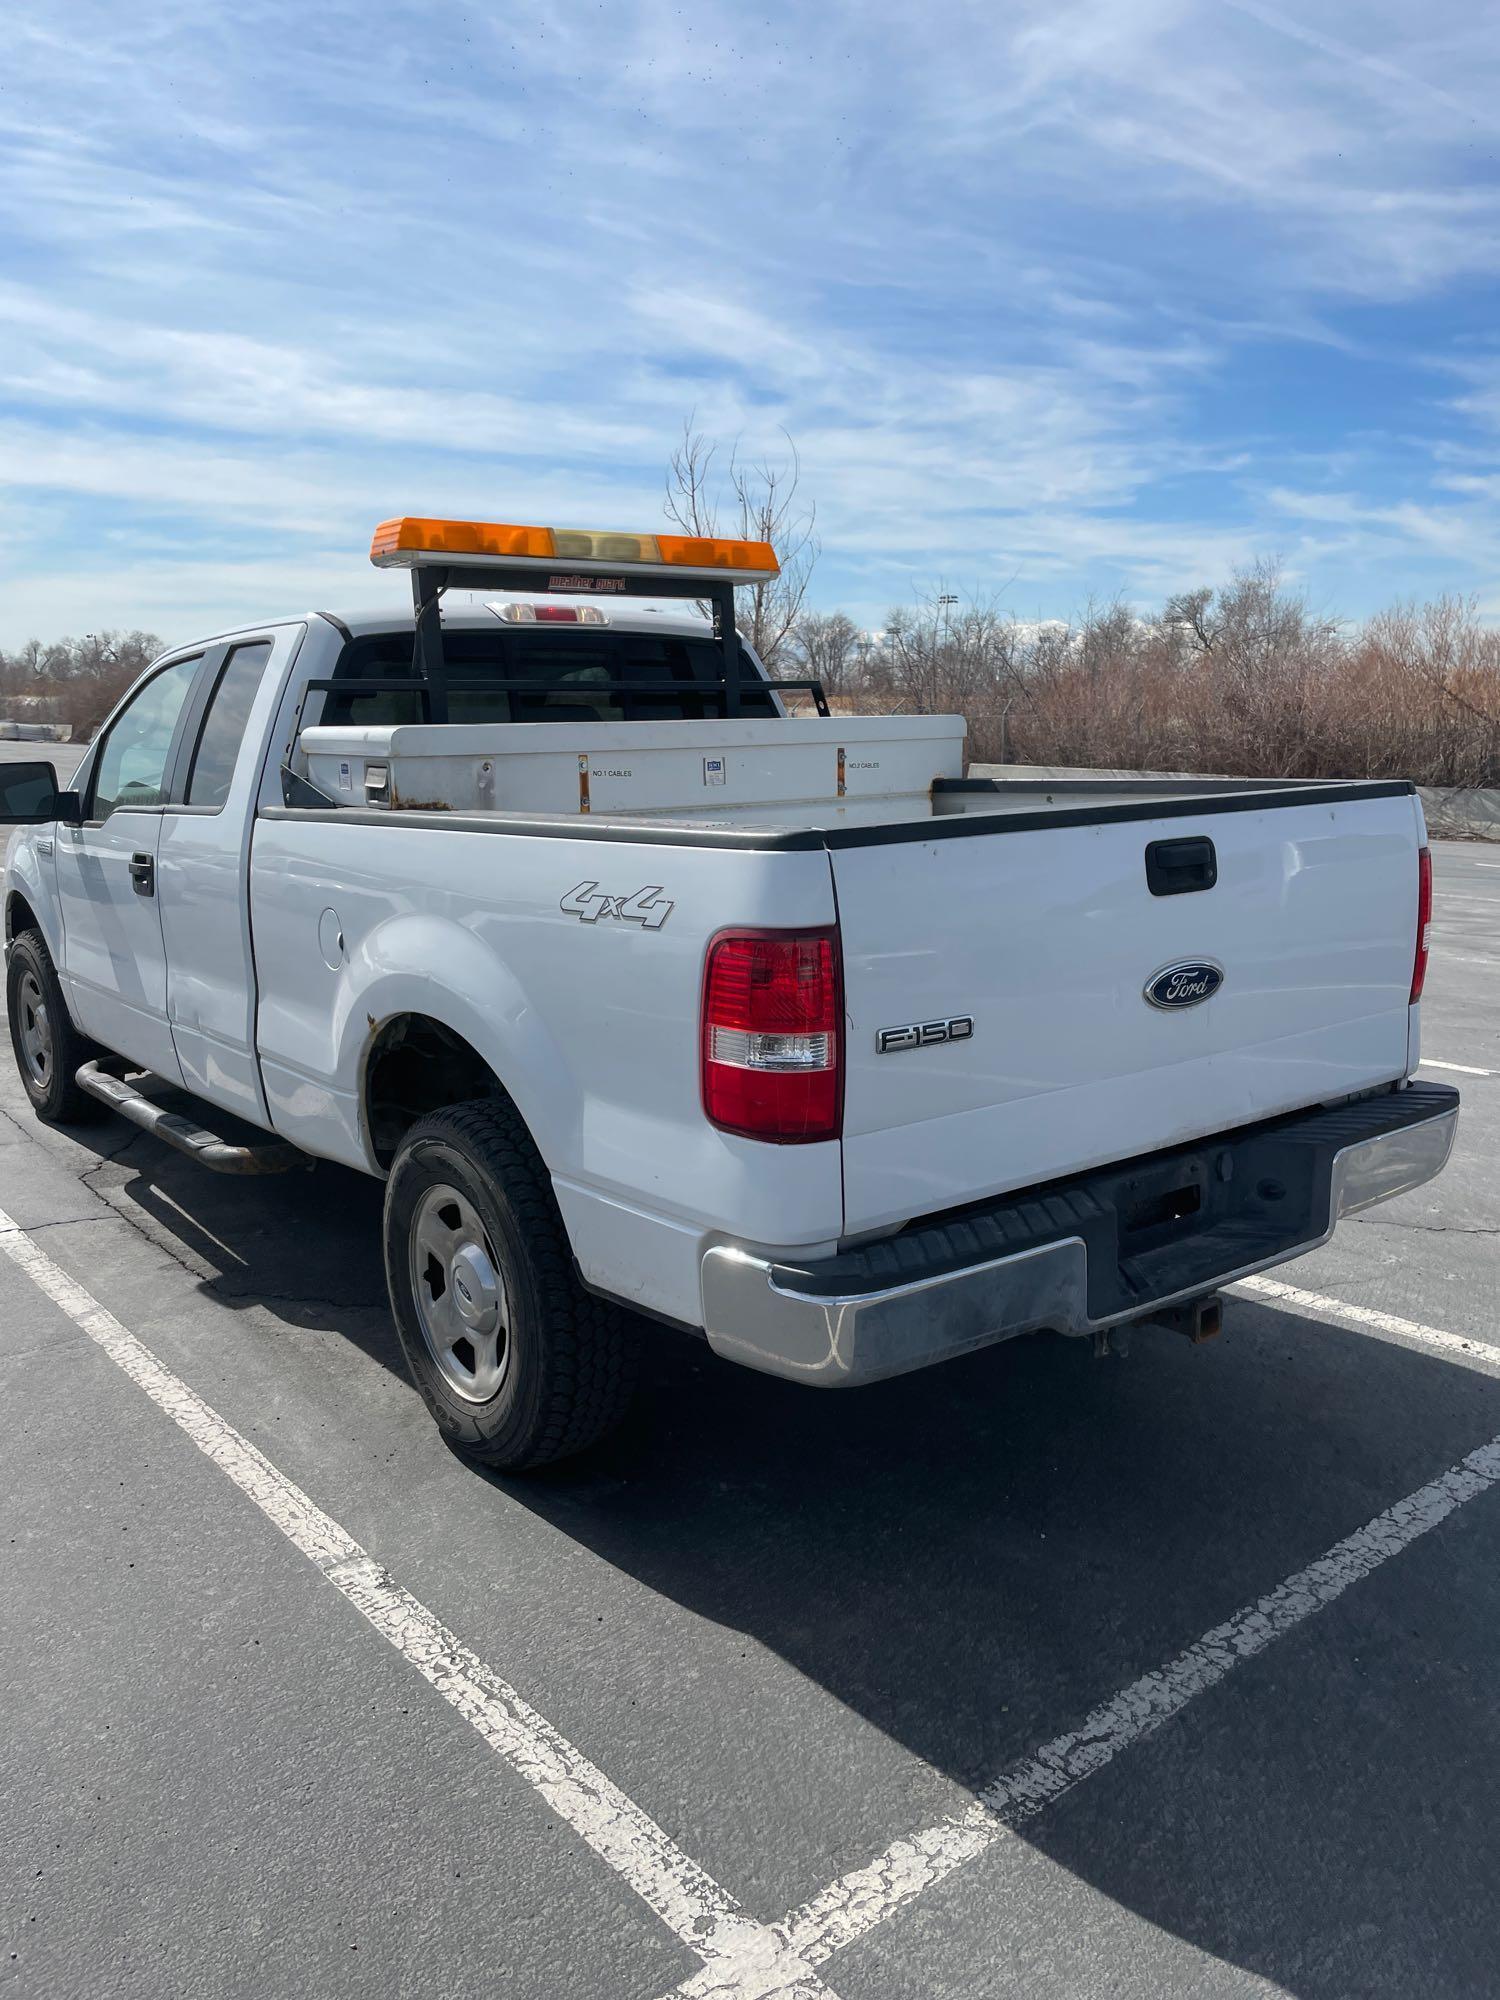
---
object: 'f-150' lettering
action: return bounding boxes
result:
[877,1016,974,1053]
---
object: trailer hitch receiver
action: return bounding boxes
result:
[1150,1294,1224,1344]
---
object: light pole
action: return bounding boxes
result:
[937,593,958,643]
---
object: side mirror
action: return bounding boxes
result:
[0,760,72,826]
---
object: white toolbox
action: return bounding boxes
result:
[299,714,966,819]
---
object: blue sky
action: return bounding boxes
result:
[4,0,1500,646]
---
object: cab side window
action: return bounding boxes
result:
[90,657,202,820]
[185,641,274,808]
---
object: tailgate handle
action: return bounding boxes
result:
[1146,835,1217,896]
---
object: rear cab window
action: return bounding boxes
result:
[318,627,777,729]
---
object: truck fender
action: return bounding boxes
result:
[5,833,63,958]
[332,914,579,1171]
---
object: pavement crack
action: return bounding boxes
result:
[8,1117,383,1317]
[0,1214,123,1235]
[78,1129,152,1188]
[1352,1217,1500,1237]
[204,1285,388,1314]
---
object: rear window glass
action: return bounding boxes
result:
[187,639,273,807]
[319,627,776,729]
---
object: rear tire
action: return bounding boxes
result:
[383,1098,637,1470]
[6,929,105,1125]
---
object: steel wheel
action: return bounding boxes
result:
[384,1102,636,1467]
[408,1182,511,1403]
[16,969,51,1088]
[6,930,103,1125]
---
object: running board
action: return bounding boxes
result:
[74,1061,308,1175]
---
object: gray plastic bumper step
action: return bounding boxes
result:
[75,1060,308,1174]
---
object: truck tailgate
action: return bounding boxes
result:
[834,789,1423,1235]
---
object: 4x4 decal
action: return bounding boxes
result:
[560,881,674,929]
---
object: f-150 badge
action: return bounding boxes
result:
[560,881,674,929]
[877,1016,974,1053]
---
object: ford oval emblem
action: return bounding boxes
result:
[1145,960,1224,1010]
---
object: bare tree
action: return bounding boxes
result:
[0,630,163,739]
[785,611,864,700]
[1163,586,1217,655]
[665,419,819,669]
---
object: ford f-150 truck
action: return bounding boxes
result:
[1,515,1458,1468]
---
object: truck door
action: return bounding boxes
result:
[54,654,205,1080]
[157,634,283,1126]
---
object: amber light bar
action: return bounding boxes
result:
[370,516,779,583]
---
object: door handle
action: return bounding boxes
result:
[129,852,155,897]
[1145,835,1217,896]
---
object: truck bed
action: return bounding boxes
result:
[295,712,1410,835]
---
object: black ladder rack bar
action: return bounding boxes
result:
[710,581,741,718]
[394,560,817,719]
[412,566,450,721]
[294,676,832,718]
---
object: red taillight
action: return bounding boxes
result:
[1410,845,1433,1002]
[701,929,842,1143]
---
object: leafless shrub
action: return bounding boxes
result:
[853,590,1032,757]
[980,574,1500,786]
[1347,597,1500,785]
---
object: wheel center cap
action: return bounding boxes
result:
[449,1243,499,1330]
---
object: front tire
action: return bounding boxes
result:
[6,929,104,1125]
[383,1099,636,1470]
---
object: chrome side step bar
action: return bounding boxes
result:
[75,1060,308,1175]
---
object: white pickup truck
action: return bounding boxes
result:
[2,516,1458,1468]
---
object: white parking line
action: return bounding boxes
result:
[1235,1274,1500,1372]
[0,1207,835,2000]
[10,1172,1497,2000]
[667,1426,1500,1996]
[1420,1058,1494,1076]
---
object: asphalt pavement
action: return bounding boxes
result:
[1,839,1497,2000]
[0,742,85,790]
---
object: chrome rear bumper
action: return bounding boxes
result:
[700,1087,1458,1386]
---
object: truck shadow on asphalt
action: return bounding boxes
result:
[78,1131,402,1358]
[522,1302,1500,1999]
[73,1132,1500,2000]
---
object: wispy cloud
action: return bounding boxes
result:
[3,0,1500,645]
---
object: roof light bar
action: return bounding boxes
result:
[371,516,779,584]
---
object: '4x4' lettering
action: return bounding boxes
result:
[560,882,674,930]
